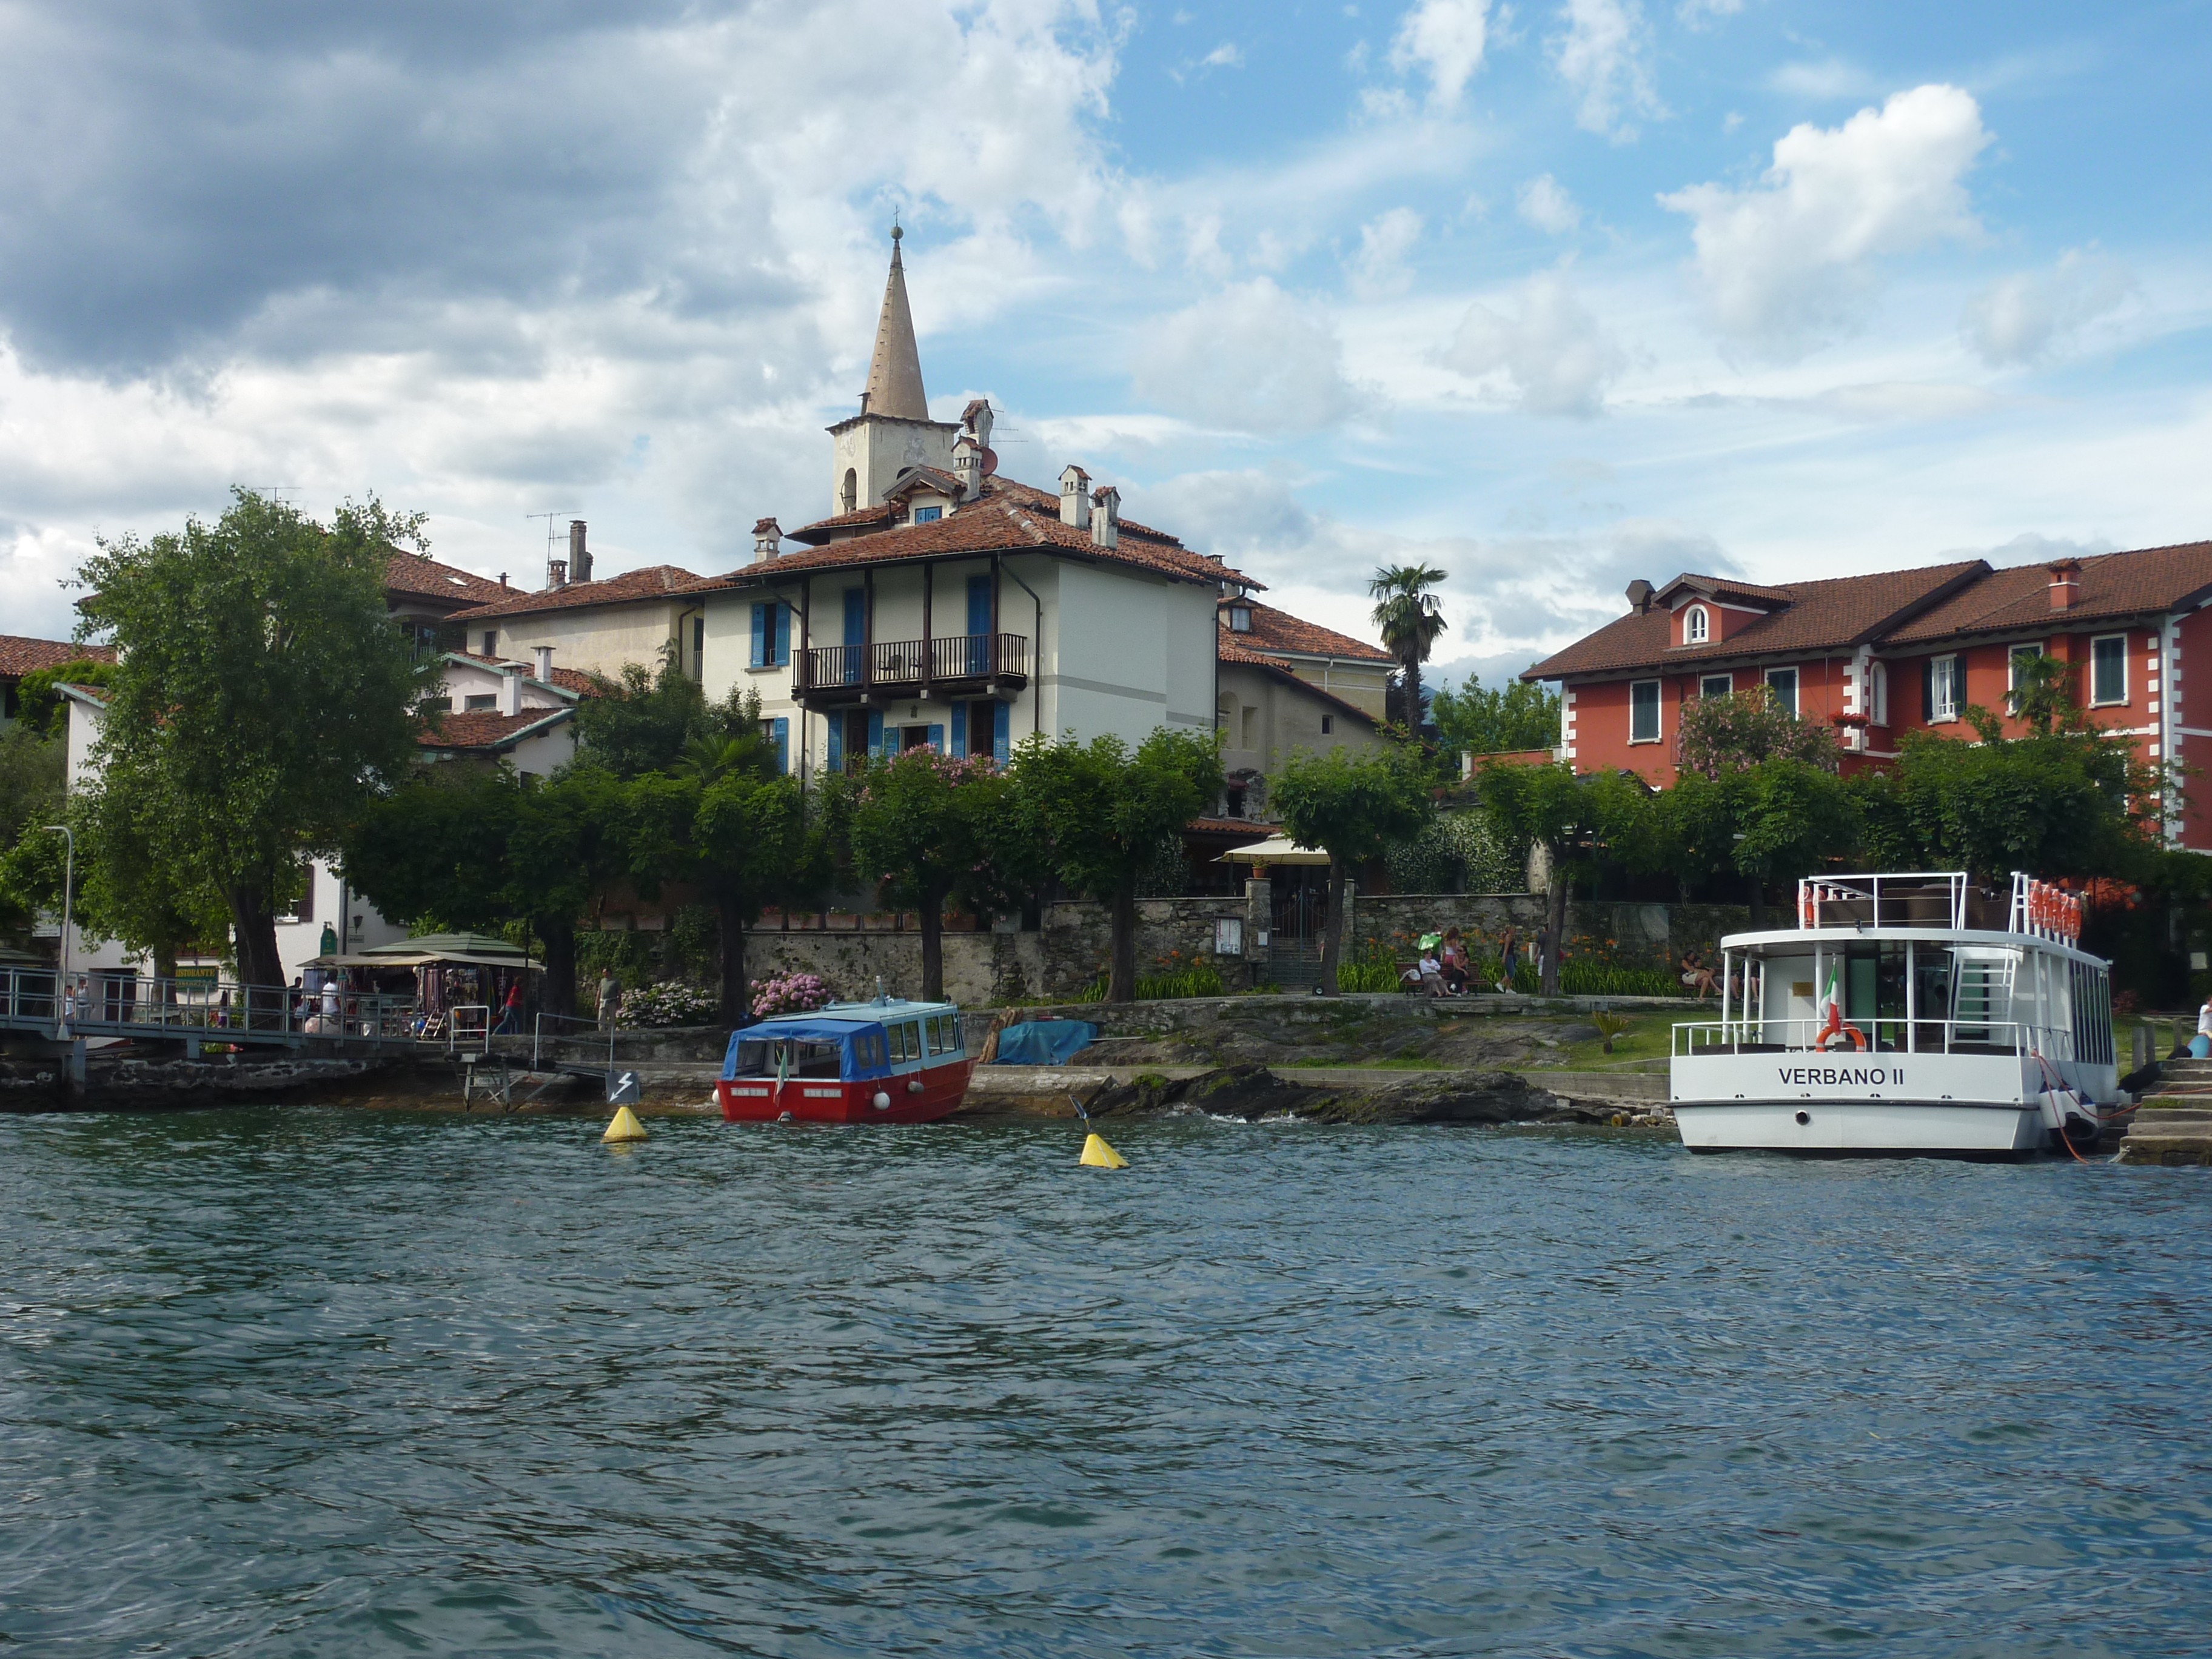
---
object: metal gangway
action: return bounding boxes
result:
[438,1006,637,1106]
[0,967,419,1054]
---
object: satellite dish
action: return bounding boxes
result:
[979,446,999,477]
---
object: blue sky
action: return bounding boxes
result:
[1,0,2207,689]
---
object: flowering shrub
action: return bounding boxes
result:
[751,973,833,1017]
[619,980,720,1028]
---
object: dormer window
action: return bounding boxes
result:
[913,505,942,523]
[1229,606,1252,632]
[1684,605,1709,644]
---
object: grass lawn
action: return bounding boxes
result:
[1540,1009,1684,1072]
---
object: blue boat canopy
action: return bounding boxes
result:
[722,1016,893,1081]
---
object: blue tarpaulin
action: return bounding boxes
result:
[991,1020,1099,1065]
[722,1016,892,1081]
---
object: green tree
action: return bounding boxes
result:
[1011,728,1222,1004]
[14,659,116,739]
[1471,760,1594,994]
[839,751,1013,1001]
[1270,745,1432,994]
[1368,563,1449,732]
[1429,674,1560,758]
[75,491,431,990]
[1676,684,1841,777]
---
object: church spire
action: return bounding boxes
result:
[860,224,930,421]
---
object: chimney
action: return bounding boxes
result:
[569,519,592,584]
[546,558,568,589]
[962,397,994,452]
[499,571,509,591]
[497,666,523,716]
[1059,464,1091,530]
[1090,483,1120,549]
[1626,579,1654,614]
[533,645,553,683]
[953,438,979,500]
[2048,558,2080,611]
[752,517,782,563]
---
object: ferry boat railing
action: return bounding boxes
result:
[1673,1017,2077,1061]
[1793,872,1969,931]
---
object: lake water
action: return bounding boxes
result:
[3,1107,2209,1658]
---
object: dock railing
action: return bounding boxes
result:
[1674,1017,2075,1062]
[0,965,416,1046]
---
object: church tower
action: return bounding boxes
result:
[827,227,962,516]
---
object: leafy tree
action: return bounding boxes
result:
[1429,674,1560,758]
[1471,760,1594,994]
[74,491,431,990]
[838,751,1014,1001]
[14,659,116,739]
[1011,728,1222,1004]
[572,648,748,776]
[1270,745,1432,994]
[1368,563,1449,732]
[1676,684,1842,777]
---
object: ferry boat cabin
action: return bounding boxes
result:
[717,997,974,1124]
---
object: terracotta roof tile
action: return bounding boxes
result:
[1526,560,1989,680]
[788,503,898,543]
[385,552,512,606]
[749,477,1261,591]
[1221,598,1392,662]
[446,565,713,622]
[417,707,573,750]
[1884,540,2212,644]
[0,636,114,677]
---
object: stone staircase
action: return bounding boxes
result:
[2117,1055,2212,1164]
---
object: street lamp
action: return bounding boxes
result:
[42,823,73,1037]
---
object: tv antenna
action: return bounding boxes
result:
[525,511,578,571]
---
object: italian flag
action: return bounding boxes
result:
[1818,958,1844,1040]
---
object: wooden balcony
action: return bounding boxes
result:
[794,632,1029,706]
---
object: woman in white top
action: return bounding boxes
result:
[1418,951,1447,997]
[2194,996,2212,1057]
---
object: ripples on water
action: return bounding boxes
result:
[2,1107,2208,1658]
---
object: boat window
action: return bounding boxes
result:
[926,1015,955,1056]
[891,1022,920,1062]
[791,1041,843,1077]
[854,1031,885,1070]
[732,1039,771,1075]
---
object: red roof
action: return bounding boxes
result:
[1525,561,1988,680]
[1221,598,1392,662]
[417,707,573,751]
[1218,635,1380,727]
[0,636,114,678]
[743,476,1260,592]
[447,565,714,622]
[1884,540,2212,644]
[444,650,602,697]
[385,553,511,608]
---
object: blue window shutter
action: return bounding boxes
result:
[993,700,1010,762]
[967,574,991,637]
[825,714,842,776]
[750,603,766,668]
[928,722,944,754]
[843,588,865,647]
[867,709,883,757]
[771,717,789,775]
[950,701,967,758]
[776,604,791,665]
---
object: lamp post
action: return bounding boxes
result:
[42,823,73,1038]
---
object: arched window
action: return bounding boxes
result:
[1684,605,1709,644]
[840,468,857,514]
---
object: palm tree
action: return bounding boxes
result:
[1368,563,1449,735]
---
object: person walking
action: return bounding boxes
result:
[597,971,623,1033]
[492,977,524,1036]
[1493,924,1518,993]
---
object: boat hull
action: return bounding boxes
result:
[1673,1099,2046,1155]
[717,1060,975,1124]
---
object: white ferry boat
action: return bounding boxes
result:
[1671,872,2124,1156]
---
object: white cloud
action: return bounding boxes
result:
[1553,0,1661,139]
[1442,266,1626,417]
[1516,173,1582,234]
[1768,58,1881,100]
[1677,0,1744,24]
[1389,0,1493,108]
[1659,84,1991,360]
[1962,249,2136,367]
[1202,42,1242,69]
[1350,207,1425,295]
[1131,279,1366,434]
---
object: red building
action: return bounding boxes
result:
[1524,540,2212,848]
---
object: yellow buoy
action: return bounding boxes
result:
[1079,1132,1127,1169]
[603,1105,649,1143]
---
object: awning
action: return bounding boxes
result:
[302,951,541,970]
[1215,834,1330,865]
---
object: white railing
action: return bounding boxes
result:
[0,965,416,1044]
[1674,1017,2075,1062]
[1792,873,1969,931]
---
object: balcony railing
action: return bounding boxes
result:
[796,632,1029,695]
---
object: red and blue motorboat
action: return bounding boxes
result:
[716,996,975,1124]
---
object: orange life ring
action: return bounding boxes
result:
[1820,1022,1868,1052]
